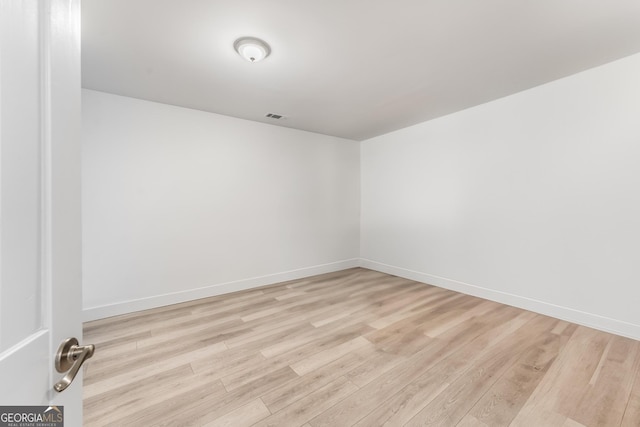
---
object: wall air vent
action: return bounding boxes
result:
[265,113,284,120]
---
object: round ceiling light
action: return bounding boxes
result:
[234,37,271,63]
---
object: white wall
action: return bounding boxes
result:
[361,53,640,339]
[82,90,360,320]
[84,53,640,338]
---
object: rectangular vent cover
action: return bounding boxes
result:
[265,113,284,119]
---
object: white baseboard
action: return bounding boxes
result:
[359,258,640,341]
[83,259,360,322]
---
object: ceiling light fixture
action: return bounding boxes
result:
[234,37,271,63]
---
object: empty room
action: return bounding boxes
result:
[1,0,640,426]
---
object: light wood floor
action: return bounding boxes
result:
[83,268,640,426]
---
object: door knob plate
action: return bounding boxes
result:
[55,337,79,372]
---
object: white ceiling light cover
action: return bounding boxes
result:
[234,37,271,63]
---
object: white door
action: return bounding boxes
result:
[0,0,83,425]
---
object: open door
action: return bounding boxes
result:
[0,1,84,425]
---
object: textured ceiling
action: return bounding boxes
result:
[82,0,640,140]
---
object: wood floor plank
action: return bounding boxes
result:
[562,418,588,427]
[261,344,371,413]
[364,314,557,427]
[83,364,194,425]
[622,386,640,426]
[424,300,498,338]
[289,336,371,376]
[201,398,271,427]
[310,309,356,327]
[219,322,374,391]
[231,321,315,356]
[132,319,245,356]
[456,414,489,427]
[108,379,228,427]
[465,331,564,426]
[82,268,640,426]
[120,366,297,427]
[344,348,409,388]
[84,331,153,359]
[309,340,456,427]
[351,359,451,427]
[253,377,359,427]
[570,335,639,426]
[189,346,266,376]
[510,326,612,426]
[311,309,531,426]
[85,333,230,386]
[308,310,524,427]
[622,348,640,427]
[84,341,228,398]
[259,320,356,358]
[367,323,432,357]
